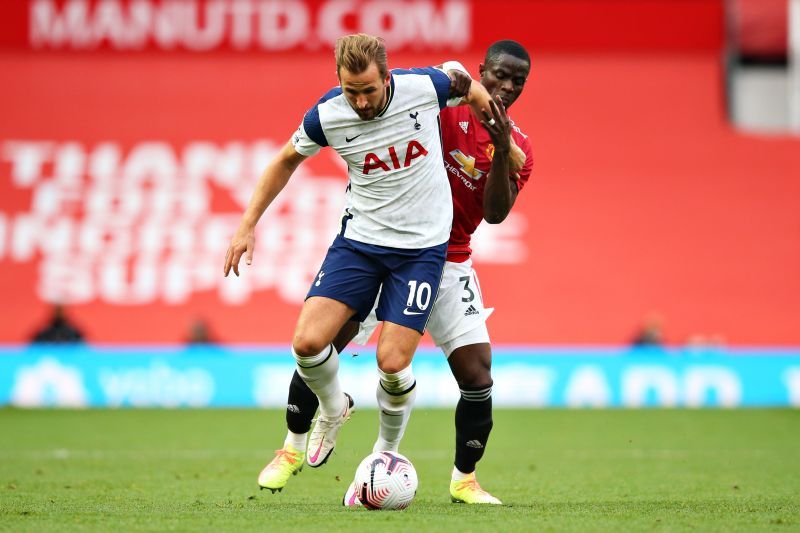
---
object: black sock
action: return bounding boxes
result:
[454,383,493,474]
[286,370,319,434]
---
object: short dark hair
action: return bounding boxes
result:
[485,40,530,66]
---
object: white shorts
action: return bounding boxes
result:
[353,258,493,357]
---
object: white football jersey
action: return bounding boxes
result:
[292,66,459,249]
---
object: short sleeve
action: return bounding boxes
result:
[291,120,323,157]
[292,102,328,157]
[291,87,341,156]
[394,66,452,109]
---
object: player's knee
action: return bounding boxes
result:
[456,365,492,390]
[377,354,411,375]
[292,332,328,358]
[450,355,491,389]
[378,360,407,375]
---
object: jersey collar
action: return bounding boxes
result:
[376,74,395,118]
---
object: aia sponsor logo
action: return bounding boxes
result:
[362,140,428,174]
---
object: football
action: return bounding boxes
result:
[350,451,418,510]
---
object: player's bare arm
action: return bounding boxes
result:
[461,78,494,122]
[446,66,526,176]
[508,137,526,175]
[437,65,493,116]
[224,141,308,277]
[446,67,472,100]
[480,97,519,224]
[433,63,471,99]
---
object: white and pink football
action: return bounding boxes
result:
[348,451,418,510]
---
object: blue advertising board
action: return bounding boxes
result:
[1,345,798,408]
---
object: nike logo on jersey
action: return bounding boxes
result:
[403,308,424,316]
[345,134,363,142]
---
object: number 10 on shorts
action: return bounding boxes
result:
[406,280,432,311]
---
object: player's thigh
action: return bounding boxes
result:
[376,321,423,374]
[427,260,493,350]
[293,297,357,356]
[376,242,447,335]
[306,235,384,321]
[296,235,383,355]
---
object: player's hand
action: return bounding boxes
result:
[509,137,527,173]
[224,224,255,277]
[447,69,471,99]
[480,96,511,153]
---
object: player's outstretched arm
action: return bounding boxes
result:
[480,96,519,224]
[445,67,472,100]
[448,70,525,174]
[224,141,307,277]
[439,61,486,108]
[460,77,494,122]
[509,137,526,175]
[440,63,492,116]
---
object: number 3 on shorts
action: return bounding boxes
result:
[459,275,475,303]
[406,280,432,311]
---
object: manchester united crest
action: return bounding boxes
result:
[485,144,495,160]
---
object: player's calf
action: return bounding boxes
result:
[286,370,319,434]
[373,365,417,452]
[454,382,494,474]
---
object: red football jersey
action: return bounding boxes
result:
[440,105,534,261]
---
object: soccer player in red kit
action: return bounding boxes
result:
[259,40,533,505]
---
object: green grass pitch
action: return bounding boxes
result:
[1,408,798,532]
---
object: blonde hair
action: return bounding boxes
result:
[335,33,388,78]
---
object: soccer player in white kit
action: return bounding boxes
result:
[257,40,533,506]
[224,34,491,478]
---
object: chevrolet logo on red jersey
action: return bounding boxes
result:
[449,149,485,180]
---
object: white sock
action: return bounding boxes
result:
[452,466,472,481]
[293,345,344,418]
[373,365,416,452]
[285,431,307,452]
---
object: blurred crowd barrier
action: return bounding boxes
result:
[2,346,800,408]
